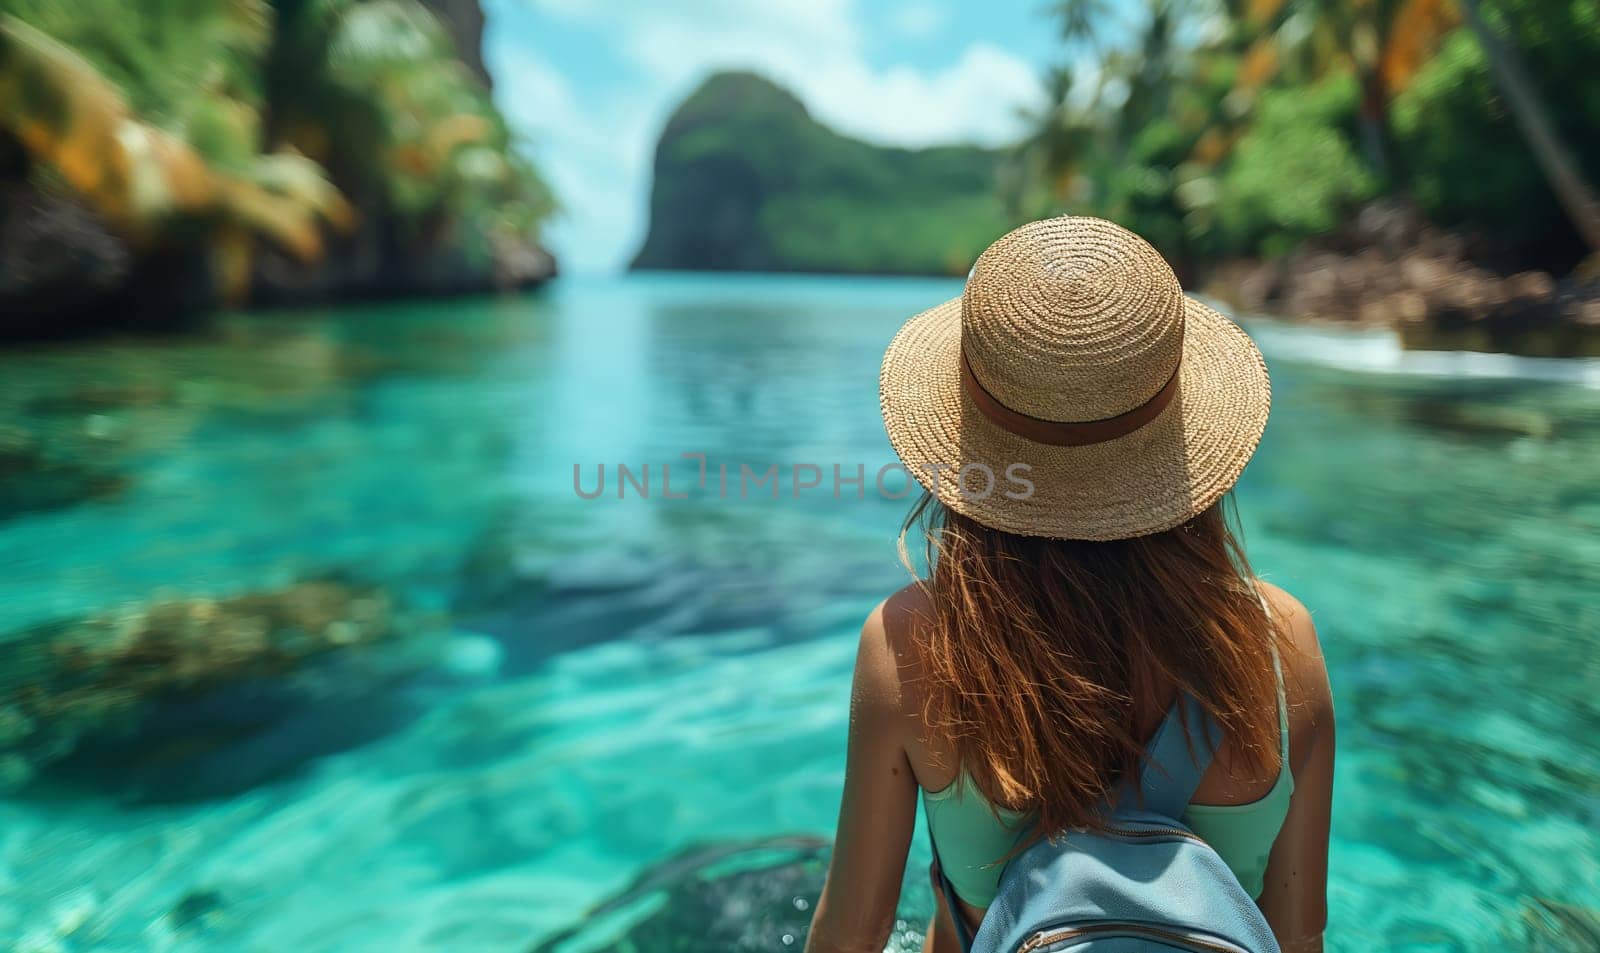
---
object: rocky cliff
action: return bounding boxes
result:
[632,72,1010,276]
[420,0,492,89]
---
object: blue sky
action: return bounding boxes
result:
[483,0,1064,273]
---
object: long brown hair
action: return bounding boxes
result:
[903,492,1281,838]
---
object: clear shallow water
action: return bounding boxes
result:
[0,274,1597,951]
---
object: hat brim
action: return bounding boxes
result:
[879,294,1270,541]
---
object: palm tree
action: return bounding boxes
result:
[1037,0,1197,164]
[1048,0,1123,55]
[1242,0,1458,177]
[1014,0,1148,217]
[1456,0,1600,252]
[1003,64,1099,218]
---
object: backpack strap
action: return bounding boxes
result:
[1132,586,1274,816]
[1127,692,1223,818]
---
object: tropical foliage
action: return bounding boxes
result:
[0,0,552,304]
[0,6,351,265]
[1395,0,1600,251]
[1020,0,1600,274]
[267,0,551,247]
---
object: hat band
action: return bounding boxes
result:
[959,350,1182,447]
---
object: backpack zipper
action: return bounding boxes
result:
[1017,922,1250,953]
[1103,825,1207,845]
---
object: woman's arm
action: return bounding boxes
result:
[1256,585,1335,953]
[806,600,921,953]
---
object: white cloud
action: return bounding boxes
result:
[795,43,1043,147]
[491,1,1046,271]
[494,46,581,133]
[887,1,947,39]
[532,0,857,50]
[492,47,658,274]
[604,1,1041,147]
[606,0,862,94]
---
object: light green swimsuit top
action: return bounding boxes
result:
[924,647,1293,906]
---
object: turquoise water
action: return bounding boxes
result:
[1,274,1597,951]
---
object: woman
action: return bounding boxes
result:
[805,218,1334,953]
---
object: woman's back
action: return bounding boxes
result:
[919,628,1291,906]
[883,579,1333,948]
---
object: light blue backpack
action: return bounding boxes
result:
[934,694,1282,953]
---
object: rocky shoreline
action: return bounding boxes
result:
[0,173,557,341]
[1203,201,1600,358]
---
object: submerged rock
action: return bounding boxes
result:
[1524,897,1600,951]
[167,888,227,935]
[0,580,400,790]
[0,423,127,520]
[529,837,929,953]
[1403,400,1557,442]
[529,838,829,953]
[616,853,826,952]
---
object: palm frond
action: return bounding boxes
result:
[0,14,136,218]
[0,13,353,262]
[1379,0,1460,93]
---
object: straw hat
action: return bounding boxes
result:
[879,216,1270,541]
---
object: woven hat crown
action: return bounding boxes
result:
[960,217,1186,423]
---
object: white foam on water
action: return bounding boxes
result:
[1228,312,1600,389]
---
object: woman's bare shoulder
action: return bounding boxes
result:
[1255,580,1318,652]
[879,582,934,640]
[1254,579,1335,753]
[854,584,935,720]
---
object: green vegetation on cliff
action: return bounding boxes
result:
[0,0,555,333]
[632,72,1010,276]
